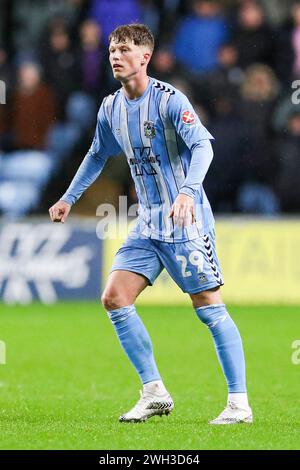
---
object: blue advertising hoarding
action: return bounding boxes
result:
[0,221,102,303]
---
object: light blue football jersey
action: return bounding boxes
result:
[62,77,215,242]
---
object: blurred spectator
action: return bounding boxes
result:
[0,7,5,46]
[139,0,160,37]
[158,0,184,44]
[260,0,295,27]
[40,19,79,117]
[239,63,279,118]
[174,0,228,74]
[78,19,105,98]
[233,1,275,69]
[273,21,294,83]
[12,0,87,51]
[290,2,300,77]
[0,44,13,92]
[202,42,243,109]
[238,64,279,183]
[11,62,56,150]
[271,3,300,84]
[275,112,300,211]
[205,96,249,212]
[149,47,185,83]
[89,0,142,43]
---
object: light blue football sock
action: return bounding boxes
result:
[107,304,161,384]
[195,304,246,393]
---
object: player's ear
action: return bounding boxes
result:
[142,51,151,66]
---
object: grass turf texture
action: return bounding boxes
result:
[0,303,299,450]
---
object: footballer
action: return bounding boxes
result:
[49,24,252,424]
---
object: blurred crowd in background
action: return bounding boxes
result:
[0,0,300,218]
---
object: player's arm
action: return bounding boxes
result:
[167,91,214,227]
[49,102,121,223]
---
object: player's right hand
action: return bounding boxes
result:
[49,200,71,223]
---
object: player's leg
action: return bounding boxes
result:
[190,287,252,424]
[102,269,148,310]
[153,229,252,424]
[102,269,162,385]
[101,237,173,422]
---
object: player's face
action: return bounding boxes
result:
[109,39,147,82]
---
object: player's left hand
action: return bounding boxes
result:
[169,193,195,227]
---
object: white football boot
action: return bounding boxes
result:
[119,387,174,423]
[209,400,253,425]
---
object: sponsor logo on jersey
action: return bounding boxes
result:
[182,110,195,125]
[144,120,156,138]
[129,147,161,176]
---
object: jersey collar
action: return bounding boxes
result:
[122,77,153,108]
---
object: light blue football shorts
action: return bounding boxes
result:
[110,228,224,294]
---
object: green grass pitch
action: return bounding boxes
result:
[0,302,299,450]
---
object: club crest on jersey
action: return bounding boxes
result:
[144,120,156,138]
[182,110,195,125]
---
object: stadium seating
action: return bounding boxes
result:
[0,150,53,218]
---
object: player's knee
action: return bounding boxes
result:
[190,287,222,309]
[101,291,117,311]
[101,287,128,311]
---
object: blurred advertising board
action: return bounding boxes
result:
[0,221,101,303]
[1,218,299,305]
